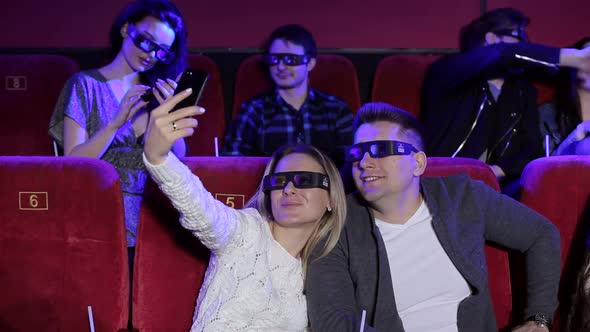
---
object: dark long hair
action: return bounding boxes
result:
[459,8,529,52]
[555,36,590,137]
[562,249,590,331]
[108,0,187,86]
[560,200,590,331]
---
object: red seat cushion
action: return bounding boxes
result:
[0,156,128,331]
[133,156,269,332]
[521,156,590,271]
[520,156,590,331]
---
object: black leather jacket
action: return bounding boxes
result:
[421,42,561,181]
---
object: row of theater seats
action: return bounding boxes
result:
[1,155,588,331]
[0,53,558,157]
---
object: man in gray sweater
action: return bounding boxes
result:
[306,102,560,332]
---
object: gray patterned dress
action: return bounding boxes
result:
[49,69,147,246]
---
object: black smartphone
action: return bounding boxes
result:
[140,69,210,112]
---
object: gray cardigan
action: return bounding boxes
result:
[306,174,560,332]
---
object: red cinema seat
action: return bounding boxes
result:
[232,54,360,118]
[520,156,590,331]
[521,156,590,272]
[0,55,79,156]
[0,156,128,331]
[371,54,440,117]
[133,156,270,332]
[424,157,511,330]
[533,81,556,106]
[185,54,226,156]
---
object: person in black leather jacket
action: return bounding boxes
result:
[421,8,590,196]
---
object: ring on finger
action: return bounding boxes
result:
[172,122,178,131]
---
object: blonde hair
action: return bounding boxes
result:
[246,144,346,273]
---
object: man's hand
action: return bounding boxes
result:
[560,45,590,72]
[512,321,549,332]
[578,70,590,90]
[490,165,506,179]
[577,45,590,72]
[573,120,590,141]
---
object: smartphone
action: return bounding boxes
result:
[140,69,210,112]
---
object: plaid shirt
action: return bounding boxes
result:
[222,88,354,166]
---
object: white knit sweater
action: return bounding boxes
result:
[143,153,308,332]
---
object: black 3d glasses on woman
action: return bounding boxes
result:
[345,140,418,162]
[127,24,175,64]
[263,171,330,191]
[262,53,311,66]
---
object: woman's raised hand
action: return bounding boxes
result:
[153,78,179,104]
[111,85,150,129]
[144,88,205,164]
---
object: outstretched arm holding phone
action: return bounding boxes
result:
[144,88,204,164]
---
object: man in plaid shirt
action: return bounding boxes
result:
[222,24,353,167]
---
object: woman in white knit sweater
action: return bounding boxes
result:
[141,89,347,331]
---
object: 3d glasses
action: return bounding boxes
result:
[263,171,330,191]
[345,140,418,162]
[262,53,312,66]
[127,24,175,64]
[492,28,528,42]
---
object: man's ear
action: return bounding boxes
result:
[484,32,500,46]
[413,151,427,177]
[121,23,129,38]
[306,57,316,72]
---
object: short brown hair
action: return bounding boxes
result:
[353,102,425,151]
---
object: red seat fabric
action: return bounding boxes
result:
[533,81,556,106]
[0,55,79,156]
[185,54,226,156]
[424,157,500,191]
[424,157,511,329]
[232,54,360,118]
[133,156,269,332]
[520,156,590,331]
[0,156,128,331]
[371,54,440,117]
[521,156,590,272]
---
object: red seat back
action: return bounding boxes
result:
[521,156,590,331]
[521,156,590,271]
[424,157,511,329]
[533,81,557,106]
[0,156,128,331]
[0,55,79,156]
[232,54,360,118]
[371,54,440,117]
[133,156,269,332]
[185,54,226,156]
